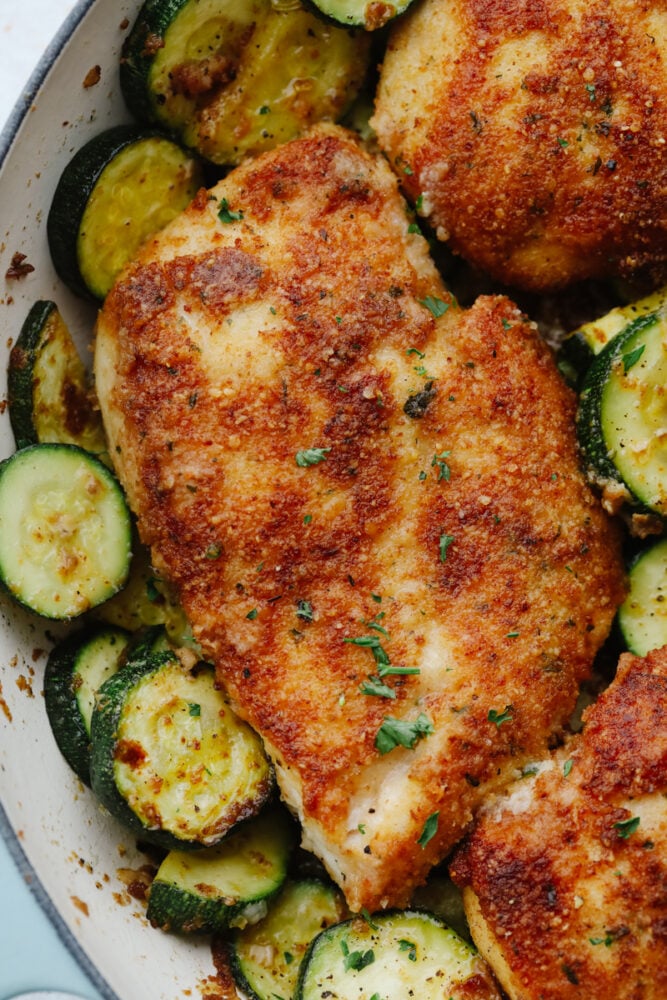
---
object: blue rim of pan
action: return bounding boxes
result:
[0,2,118,998]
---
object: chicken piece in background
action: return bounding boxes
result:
[373,0,667,293]
[451,646,667,1000]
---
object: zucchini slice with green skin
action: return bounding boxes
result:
[617,537,667,655]
[8,301,107,454]
[295,909,484,1000]
[306,0,415,30]
[44,624,131,784]
[577,310,667,515]
[120,0,371,166]
[47,125,203,300]
[230,879,347,1000]
[560,285,667,386]
[0,444,132,619]
[90,650,274,851]
[147,806,295,934]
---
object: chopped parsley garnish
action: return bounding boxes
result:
[340,939,375,972]
[399,939,417,961]
[296,447,330,467]
[205,543,221,559]
[188,703,201,717]
[622,344,645,373]
[344,634,391,668]
[407,347,425,359]
[589,935,614,947]
[303,514,313,525]
[563,759,574,777]
[218,198,244,223]
[371,593,382,603]
[439,533,455,562]
[246,608,259,621]
[296,599,314,622]
[259,105,270,115]
[432,450,452,481]
[407,223,421,234]
[417,811,439,848]
[488,705,513,727]
[360,676,397,699]
[614,815,640,839]
[375,713,434,755]
[146,577,161,603]
[283,951,294,964]
[360,907,379,929]
[418,295,449,318]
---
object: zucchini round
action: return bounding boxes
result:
[230,879,347,1000]
[47,125,203,300]
[295,909,483,1000]
[0,444,132,619]
[147,806,295,934]
[90,649,274,851]
[120,0,371,166]
[44,624,131,784]
[7,301,107,454]
[577,310,667,514]
[617,537,667,656]
[306,0,415,30]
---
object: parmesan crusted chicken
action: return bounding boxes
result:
[372,0,667,292]
[94,124,624,912]
[451,646,667,1000]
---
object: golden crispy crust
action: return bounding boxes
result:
[451,647,667,1000]
[95,124,624,911]
[373,0,667,291]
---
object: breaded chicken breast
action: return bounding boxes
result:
[372,0,667,292]
[451,646,667,1000]
[94,124,624,912]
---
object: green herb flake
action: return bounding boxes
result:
[371,593,382,603]
[407,347,426,359]
[403,163,414,175]
[419,295,449,318]
[432,450,452,482]
[218,198,244,224]
[340,939,375,972]
[360,907,379,930]
[146,577,161,603]
[360,676,397,699]
[407,223,421,234]
[399,939,418,961]
[259,105,270,115]
[205,543,222,560]
[589,935,614,947]
[488,705,513,728]
[246,608,259,621]
[417,811,439,849]
[344,634,391,669]
[563,759,574,778]
[439,533,455,563]
[506,630,520,638]
[375,713,434,755]
[415,194,424,212]
[622,344,646,373]
[614,815,640,839]
[419,470,428,482]
[557,137,569,148]
[357,823,366,835]
[283,951,294,964]
[188,703,201,717]
[296,447,331,467]
[303,514,313,525]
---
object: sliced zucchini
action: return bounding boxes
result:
[230,879,347,1000]
[44,624,131,784]
[577,310,667,515]
[90,648,274,850]
[306,0,415,30]
[47,125,203,300]
[147,806,295,934]
[562,285,667,379]
[120,0,371,166]
[617,537,667,655]
[295,910,482,1000]
[8,301,106,454]
[0,444,132,619]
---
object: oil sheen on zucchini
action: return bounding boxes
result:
[230,879,347,1000]
[120,0,371,166]
[617,537,667,656]
[7,301,107,454]
[147,807,295,934]
[0,444,132,619]
[295,909,483,1000]
[577,310,667,515]
[44,624,131,784]
[90,648,274,850]
[47,125,203,300]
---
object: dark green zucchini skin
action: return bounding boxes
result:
[7,301,57,450]
[304,0,415,30]
[120,0,186,126]
[44,623,130,785]
[576,311,661,511]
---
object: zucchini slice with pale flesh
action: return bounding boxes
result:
[90,649,274,851]
[295,909,484,1000]
[577,310,667,516]
[617,537,667,656]
[229,879,347,1000]
[44,624,131,784]
[306,0,415,30]
[147,806,295,934]
[47,125,203,300]
[0,444,132,619]
[120,0,371,166]
[8,301,107,454]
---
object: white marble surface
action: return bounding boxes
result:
[0,7,103,997]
